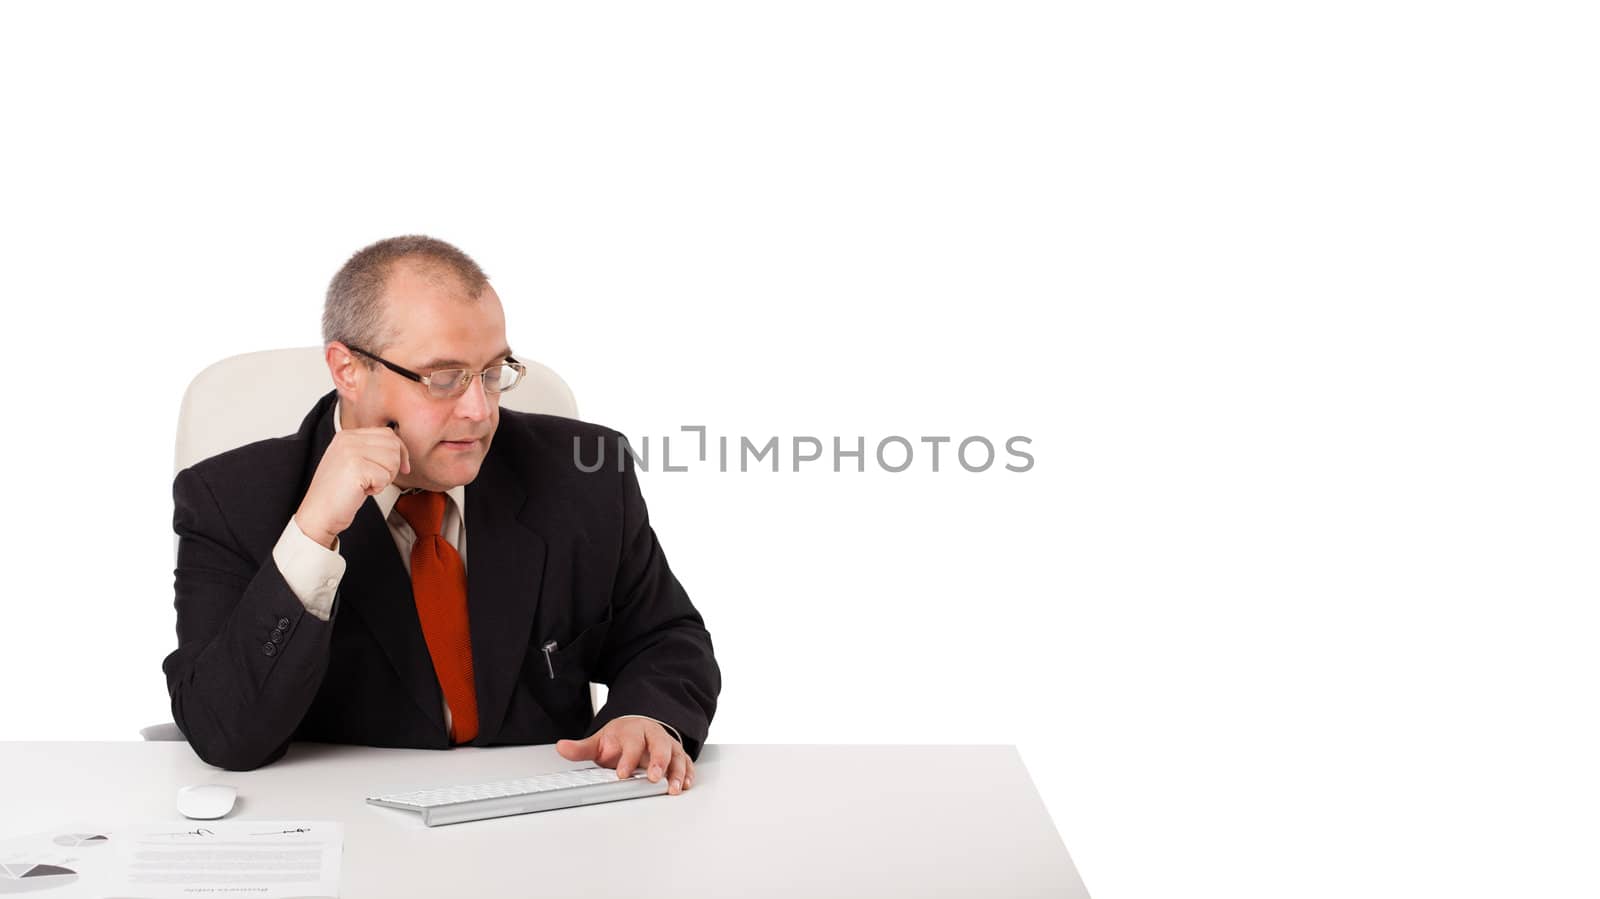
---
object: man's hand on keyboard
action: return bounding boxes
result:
[556,718,695,795]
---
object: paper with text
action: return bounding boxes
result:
[0,821,342,898]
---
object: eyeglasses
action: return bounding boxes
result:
[345,344,527,399]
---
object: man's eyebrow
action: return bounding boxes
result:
[417,347,515,370]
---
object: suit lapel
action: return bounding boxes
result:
[464,443,547,745]
[337,499,449,739]
[299,391,448,741]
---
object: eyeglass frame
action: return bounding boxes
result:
[342,343,528,399]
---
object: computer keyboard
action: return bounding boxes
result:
[366,764,671,826]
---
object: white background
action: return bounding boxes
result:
[1,3,1596,897]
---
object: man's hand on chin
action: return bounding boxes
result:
[556,718,695,795]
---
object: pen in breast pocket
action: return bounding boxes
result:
[542,640,558,678]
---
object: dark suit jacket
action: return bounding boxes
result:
[163,390,720,771]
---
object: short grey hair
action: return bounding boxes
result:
[322,235,490,362]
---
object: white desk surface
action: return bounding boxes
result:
[0,742,1088,898]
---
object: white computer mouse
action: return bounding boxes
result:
[176,784,237,820]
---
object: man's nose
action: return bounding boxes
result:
[455,374,492,421]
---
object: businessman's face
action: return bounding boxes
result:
[341,260,509,491]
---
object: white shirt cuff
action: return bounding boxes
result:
[616,715,682,746]
[271,518,346,622]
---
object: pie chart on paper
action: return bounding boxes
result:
[0,862,79,893]
[51,834,108,848]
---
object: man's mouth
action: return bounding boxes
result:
[440,438,482,451]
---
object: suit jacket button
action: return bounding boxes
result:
[270,631,284,645]
[277,617,291,630]
[262,642,277,657]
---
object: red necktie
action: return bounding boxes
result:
[395,491,479,744]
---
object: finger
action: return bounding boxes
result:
[366,455,398,487]
[387,426,412,474]
[645,728,673,783]
[615,733,644,780]
[359,460,394,496]
[555,734,598,761]
[369,437,406,476]
[349,437,404,477]
[381,443,406,478]
[666,749,688,795]
[684,755,694,790]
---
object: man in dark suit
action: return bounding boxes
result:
[163,236,719,795]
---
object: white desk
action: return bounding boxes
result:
[0,742,1088,898]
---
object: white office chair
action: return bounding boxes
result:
[143,346,592,741]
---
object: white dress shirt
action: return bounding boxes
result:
[268,402,680,745]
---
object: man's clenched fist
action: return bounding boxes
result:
[294,425,411,549]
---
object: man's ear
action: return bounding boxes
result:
[325,342,363,397]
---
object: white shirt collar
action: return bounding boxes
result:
[333,400,468,523]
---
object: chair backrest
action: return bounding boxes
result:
[175,347,578,472]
